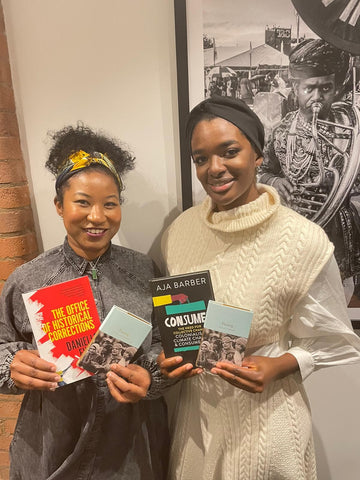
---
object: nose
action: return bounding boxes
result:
[87,204,106,224]
[208,155,226,176]
[312,88,323,102]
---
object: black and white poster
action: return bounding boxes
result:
[176,0,360,319]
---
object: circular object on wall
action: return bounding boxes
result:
[292,0,360,55]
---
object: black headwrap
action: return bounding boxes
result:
[289,39,350,84]
[186,95,265,156]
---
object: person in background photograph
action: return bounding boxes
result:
[233,337,247,365]
[259,39,360,302]
[0,124,169,480]
[159,95,360,480]
[239,74,254,105]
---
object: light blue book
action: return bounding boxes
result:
[204,300,253,337]
[77,305,152,374]
[196,300,253,369]
[100,305,152,347]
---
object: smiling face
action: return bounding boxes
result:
[101,337,113,354]
[294,74,336,121]
[222,337,233,351]
[200,341,210,352]
[55,170,121,260]
[191,118,263,211]
[235,338,245,352]
[112,342,123,357]
[124,347,136,360]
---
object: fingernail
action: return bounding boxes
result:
[175,357,183,363]
[50,383,58,390]
[54,375,61,382]
[185,364,193,371]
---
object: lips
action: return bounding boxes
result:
[85,228,107,237]
[308,102,322,111]
[208,179,234,193]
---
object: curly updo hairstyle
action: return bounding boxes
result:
[45,124,135,204]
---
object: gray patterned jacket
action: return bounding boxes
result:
[0,238,169,480]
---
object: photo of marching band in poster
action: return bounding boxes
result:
[202,0,360,313]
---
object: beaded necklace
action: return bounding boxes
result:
[285,112,332,184]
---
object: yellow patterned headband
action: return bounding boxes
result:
[55,150,123,192]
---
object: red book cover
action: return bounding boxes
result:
[22,276,101,386]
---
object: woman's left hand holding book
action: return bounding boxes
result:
[211,353,299,393]
[106,363,151,403]
[10,349,61,392]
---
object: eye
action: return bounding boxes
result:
[74,199,89,206]
[104,201,119,208]
[192,155,207,166]
[223,148,239,158]
[303,87,312,94]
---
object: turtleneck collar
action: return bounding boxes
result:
[200,184,281,233]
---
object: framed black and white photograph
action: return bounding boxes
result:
[174,0,360,323]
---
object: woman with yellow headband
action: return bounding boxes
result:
[0,125,169,479]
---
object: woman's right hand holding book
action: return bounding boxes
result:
[10,349,61,391]
[157,351,203,379]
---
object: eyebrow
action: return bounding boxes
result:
[304,82,334,88]
[74,192,119,199]
[192,140,239,155]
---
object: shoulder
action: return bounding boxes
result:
[273,111,297,134]
[6,246,64,285]
[271,206,335,296]
[111,244,152,265]
[162,204,202,247]
[276,203,326,231]
[275,205,333,254]
[167,204,202,232]
[110,244,155,278]
[1,245,64,298]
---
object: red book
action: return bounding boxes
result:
[22,276,101,386]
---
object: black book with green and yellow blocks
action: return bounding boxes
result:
[150,270,214,365]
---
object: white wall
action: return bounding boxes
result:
[2,0,182,267]
[3,1,360,479]
[305,364,360,480]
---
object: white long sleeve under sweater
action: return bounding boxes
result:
[162,185,360,480]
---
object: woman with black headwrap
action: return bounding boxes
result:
[159,96,360,480]
[0,124,169,480]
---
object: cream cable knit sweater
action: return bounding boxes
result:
[163,185,333,480]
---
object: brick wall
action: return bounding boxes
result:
[0,1,39,478]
